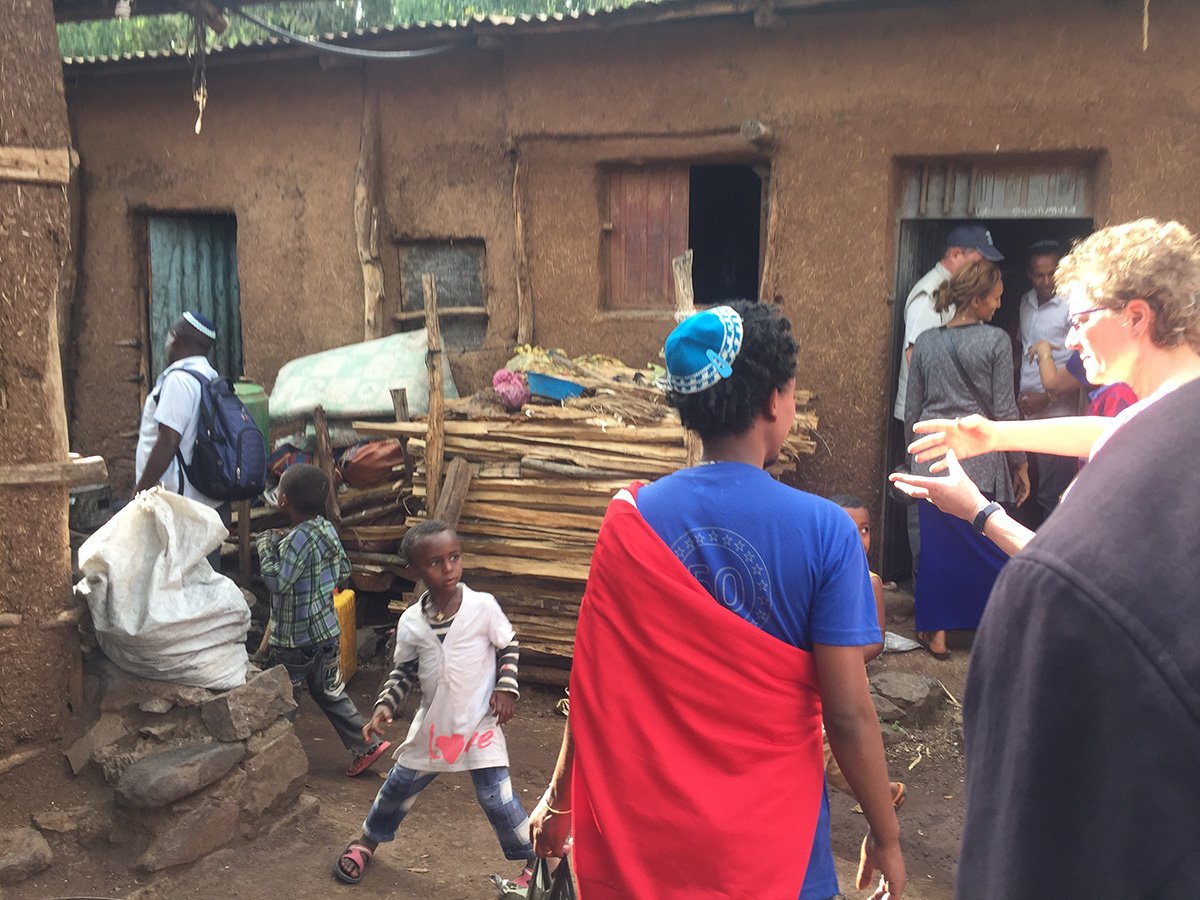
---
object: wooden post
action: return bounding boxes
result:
[511,153,534,345]
[390,387,416,491]
[432,456,473,529]
[313,405,341,526]
[671,250,702,466]
[758,185,780,303]
[671,249,696,322]
[422,274,446,514]
[0,0,79,758]
[354,83,385,341]
[236,499,252,582]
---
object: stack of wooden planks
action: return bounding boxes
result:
[353,385,817,666]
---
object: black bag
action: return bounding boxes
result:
[527,856,576,900]
[173,368,268,501]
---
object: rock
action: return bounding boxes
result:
[871,693,905,723]
[139,698,175,715]
[116,742,246,809]
[135,800,239,872]
[94,734,164,785]
[257,791,319,839]
[64,712,129,774]
[245,718,292,756]
[31,802,114,844]
[870,671,944,727]
[241,730,308,820]
[200,666,296,742]
[91,657,215,713]
[0,827,53,886]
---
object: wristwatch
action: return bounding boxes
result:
[972,501,1003,534]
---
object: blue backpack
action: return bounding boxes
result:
[174,368,267,502]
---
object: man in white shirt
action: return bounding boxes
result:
[1016,240,1079,518]
[895,224,1004,576]
[134,310,221,508]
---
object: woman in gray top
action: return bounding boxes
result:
[905,259,1029,659]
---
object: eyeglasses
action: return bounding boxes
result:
[1067,303,1124,330]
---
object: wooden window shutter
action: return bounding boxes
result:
[606,165,689,309]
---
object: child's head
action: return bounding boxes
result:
[400,519,463,601]
[278,464,330,520]
[662,300,799,444]
[829,494,871,555]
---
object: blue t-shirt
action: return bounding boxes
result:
[639,462,881,900]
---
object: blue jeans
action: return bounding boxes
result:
[267,641,371,755]
[363,763,534,862]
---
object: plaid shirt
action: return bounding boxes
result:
[257,516,349,649]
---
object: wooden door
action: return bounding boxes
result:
[605,165,689,309]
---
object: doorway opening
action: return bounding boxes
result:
[145,213,243,382]
[689,165,764,305]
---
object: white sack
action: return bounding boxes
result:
[77,489,250,690]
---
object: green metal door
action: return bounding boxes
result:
[147,214,243,379]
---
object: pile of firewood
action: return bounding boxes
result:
[354,372,818,670]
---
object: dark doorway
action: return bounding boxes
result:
[688,165,763,305]
[881,216,1093,582]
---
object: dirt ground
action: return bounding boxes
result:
[7,586,967,900]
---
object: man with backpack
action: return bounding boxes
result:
[134,310,266,568]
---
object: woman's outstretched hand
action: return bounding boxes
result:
[889,449,988,523]
[909,415,997,472]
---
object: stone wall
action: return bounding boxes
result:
[56,657,311,876]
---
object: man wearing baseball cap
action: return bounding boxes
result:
[894,224,1004,577]
[134,310,222,508]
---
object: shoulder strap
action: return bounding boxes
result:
[168,366,215,490]
[938,327,995,419]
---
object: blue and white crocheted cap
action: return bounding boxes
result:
[182,310,216,339]
[660,305,744,395]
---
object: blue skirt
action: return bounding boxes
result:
[915,502,1010,632]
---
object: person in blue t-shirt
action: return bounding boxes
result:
[638,302,903,900]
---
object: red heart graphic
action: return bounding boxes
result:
[435,732,465,764]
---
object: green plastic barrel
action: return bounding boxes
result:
[233,379,270,452]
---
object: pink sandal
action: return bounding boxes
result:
[334,841,374,884]
[346,741,391,777]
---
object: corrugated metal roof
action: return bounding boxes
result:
[62,0,687,67]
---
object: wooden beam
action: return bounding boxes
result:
[355,87,386,340]
[430,456,473,528]
[236,499,252,582]
[422,274,446,513]
[0,455,107,486]
[0,147,72,186]
[389,387,416,491]
[512,154,534,344]
[312,406,341,526]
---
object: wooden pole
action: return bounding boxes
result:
[422,274,446,514]
[313,405,341,526]
[354,82,385,341]
[671,249,695,322]
[511,154,534,344]
[671,250,702,466]
[389,387,415,491]
[236,498,252,582]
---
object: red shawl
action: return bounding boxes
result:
[570,486,826,899]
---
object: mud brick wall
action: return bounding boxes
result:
[0,0,79,756]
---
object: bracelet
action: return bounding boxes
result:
[1037,353,1053,362]
[545,803,572,815]
[972,501,1004,534]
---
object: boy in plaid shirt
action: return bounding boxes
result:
[257,464,390,777]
